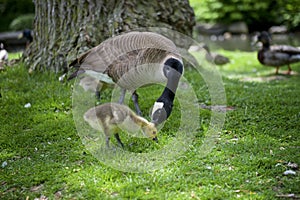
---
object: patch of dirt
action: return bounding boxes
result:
[241,75,287,82]
[240,71,298,82]
[199,104,235,112]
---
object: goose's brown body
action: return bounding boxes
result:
[70,31,184,125]
[70,31,182,90]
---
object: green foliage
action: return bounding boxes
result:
[278,0,300,30]
[190,0,300,31]
[0,0,34,32]
[9,14,34,31]
[0,51,299,199]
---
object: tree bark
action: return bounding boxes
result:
[25,0,195,73]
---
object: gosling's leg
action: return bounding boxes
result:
[132,91,142,116]
[118,89,126,104]
[114,133,124,148]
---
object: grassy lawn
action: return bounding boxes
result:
[1,50,299,199]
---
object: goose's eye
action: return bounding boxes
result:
[153,131,156,135]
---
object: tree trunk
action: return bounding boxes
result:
[25,0,195,73]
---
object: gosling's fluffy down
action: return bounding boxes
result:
[84,103,158,147]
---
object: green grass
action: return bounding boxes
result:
[7,52,23,60]
[1,50,299,199]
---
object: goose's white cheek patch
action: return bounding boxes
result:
[151,102,164,117]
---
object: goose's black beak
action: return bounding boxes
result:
[153,137,158,143]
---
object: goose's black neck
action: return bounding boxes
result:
[159,58,183,112]
[156,87,175,117]
[151,58,183,125]
[152,86,176,125]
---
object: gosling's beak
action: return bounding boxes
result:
[153,137,158,143]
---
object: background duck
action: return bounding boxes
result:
[256,31,300,74]
[203,44,230,65]
[189,44,230,65]
[69,31,183,126]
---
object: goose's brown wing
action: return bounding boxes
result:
[70,31,180,73]
[105,50,139,83]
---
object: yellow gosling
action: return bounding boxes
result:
[84,103,158,147]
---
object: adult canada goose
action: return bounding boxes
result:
[256,31,300,74]
[69,31,183,125]
[84,103,158,147]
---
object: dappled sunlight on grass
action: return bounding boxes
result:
[7,52,23,60]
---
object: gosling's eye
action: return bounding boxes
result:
[153,131,156,135]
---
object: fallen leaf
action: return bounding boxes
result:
[54,191,62,199]
[287,162,298,169]
[283,170,296,175]
[34,195,48,200]
[30,184,44,192]
[24,103,31,108]
[2,161,8,168]
[276,194,298,198]
[110,192,118,197]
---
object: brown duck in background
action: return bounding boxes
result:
[203,44,230,66]
[188,44,230,66]
[84,103,158,148]
[256,31,300,74]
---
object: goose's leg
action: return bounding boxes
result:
[103,126,111,148]
[114,133,124,148]
[118,89,126,104]
[287,64,292,75]
[275,67,279,75]
[95,91,101,100]
[132,91,142,116]
[95,81,101,100]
